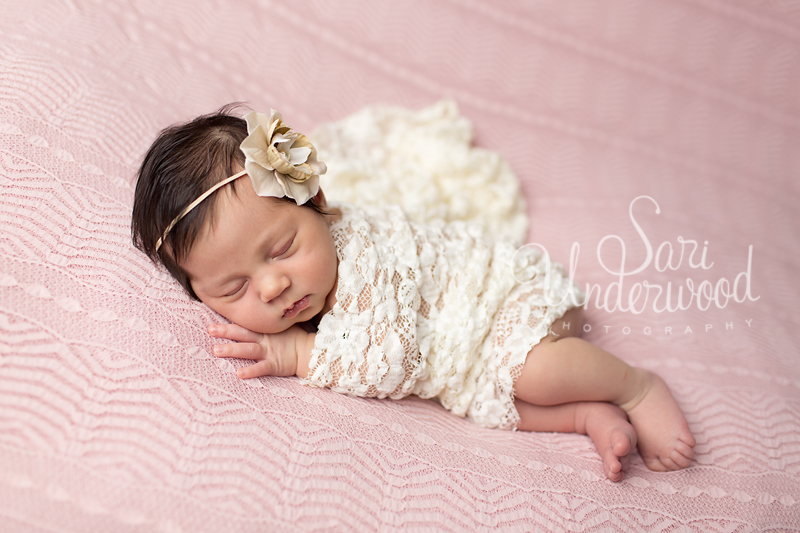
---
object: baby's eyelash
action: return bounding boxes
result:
[275,238,294,258]
[224,283,245,297]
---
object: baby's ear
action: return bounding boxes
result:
[311,188,327,209]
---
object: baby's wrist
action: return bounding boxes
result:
[294,331,315,378]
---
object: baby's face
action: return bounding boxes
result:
[180,178,338,334]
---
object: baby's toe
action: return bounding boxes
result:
[604,457,623,482]
[671,440,695,468]
[599,443,625,481]
[667,451,689,470]
[612,434,633,457]
[643,456,669,472]
[660,453,682,471]
[653,441,694,471]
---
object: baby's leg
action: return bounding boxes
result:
[516,399,637,482]
[618,371,696,471]
[514,311,695,471]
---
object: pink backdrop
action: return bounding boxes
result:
[1,0,798,530]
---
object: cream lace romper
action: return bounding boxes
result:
[303,203,584,430]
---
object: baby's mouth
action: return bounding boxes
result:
[283,295,310,319]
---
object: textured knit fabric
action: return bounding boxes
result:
[304,203,584,429]
[4,2,799,530]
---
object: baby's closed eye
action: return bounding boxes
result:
[224,282,246,297]
[272,237,295,259]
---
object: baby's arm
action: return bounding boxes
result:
[208,323,314,379]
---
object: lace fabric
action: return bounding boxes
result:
[312,99,529,246]
[304,203,585,429]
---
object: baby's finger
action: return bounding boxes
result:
[236,360,277,379]
[213,342,264,360]
[208,323,262,343]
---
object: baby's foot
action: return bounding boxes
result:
[581,403,637,482]
[621,371,695,472]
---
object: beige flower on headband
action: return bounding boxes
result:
[240,110,327,204]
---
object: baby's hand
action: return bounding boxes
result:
[208,323,310,379]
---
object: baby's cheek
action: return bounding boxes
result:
[209,302,246,330]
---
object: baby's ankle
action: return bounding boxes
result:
[617,368,652,413]
[572,402,593,435]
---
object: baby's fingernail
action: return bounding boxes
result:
[213,345,223,356]
[208,326,218,335]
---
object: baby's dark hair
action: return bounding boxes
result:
[131,103,323,300]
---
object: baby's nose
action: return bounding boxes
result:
[257,274,290,303]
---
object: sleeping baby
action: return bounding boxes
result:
[131,105,695,481]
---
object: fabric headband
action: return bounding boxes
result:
[153,108,327,254]
[154,170,247,252]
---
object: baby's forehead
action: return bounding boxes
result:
[203,182,273,228]
[199,191,305,246]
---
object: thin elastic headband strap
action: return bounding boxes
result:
[154,169,248,252]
